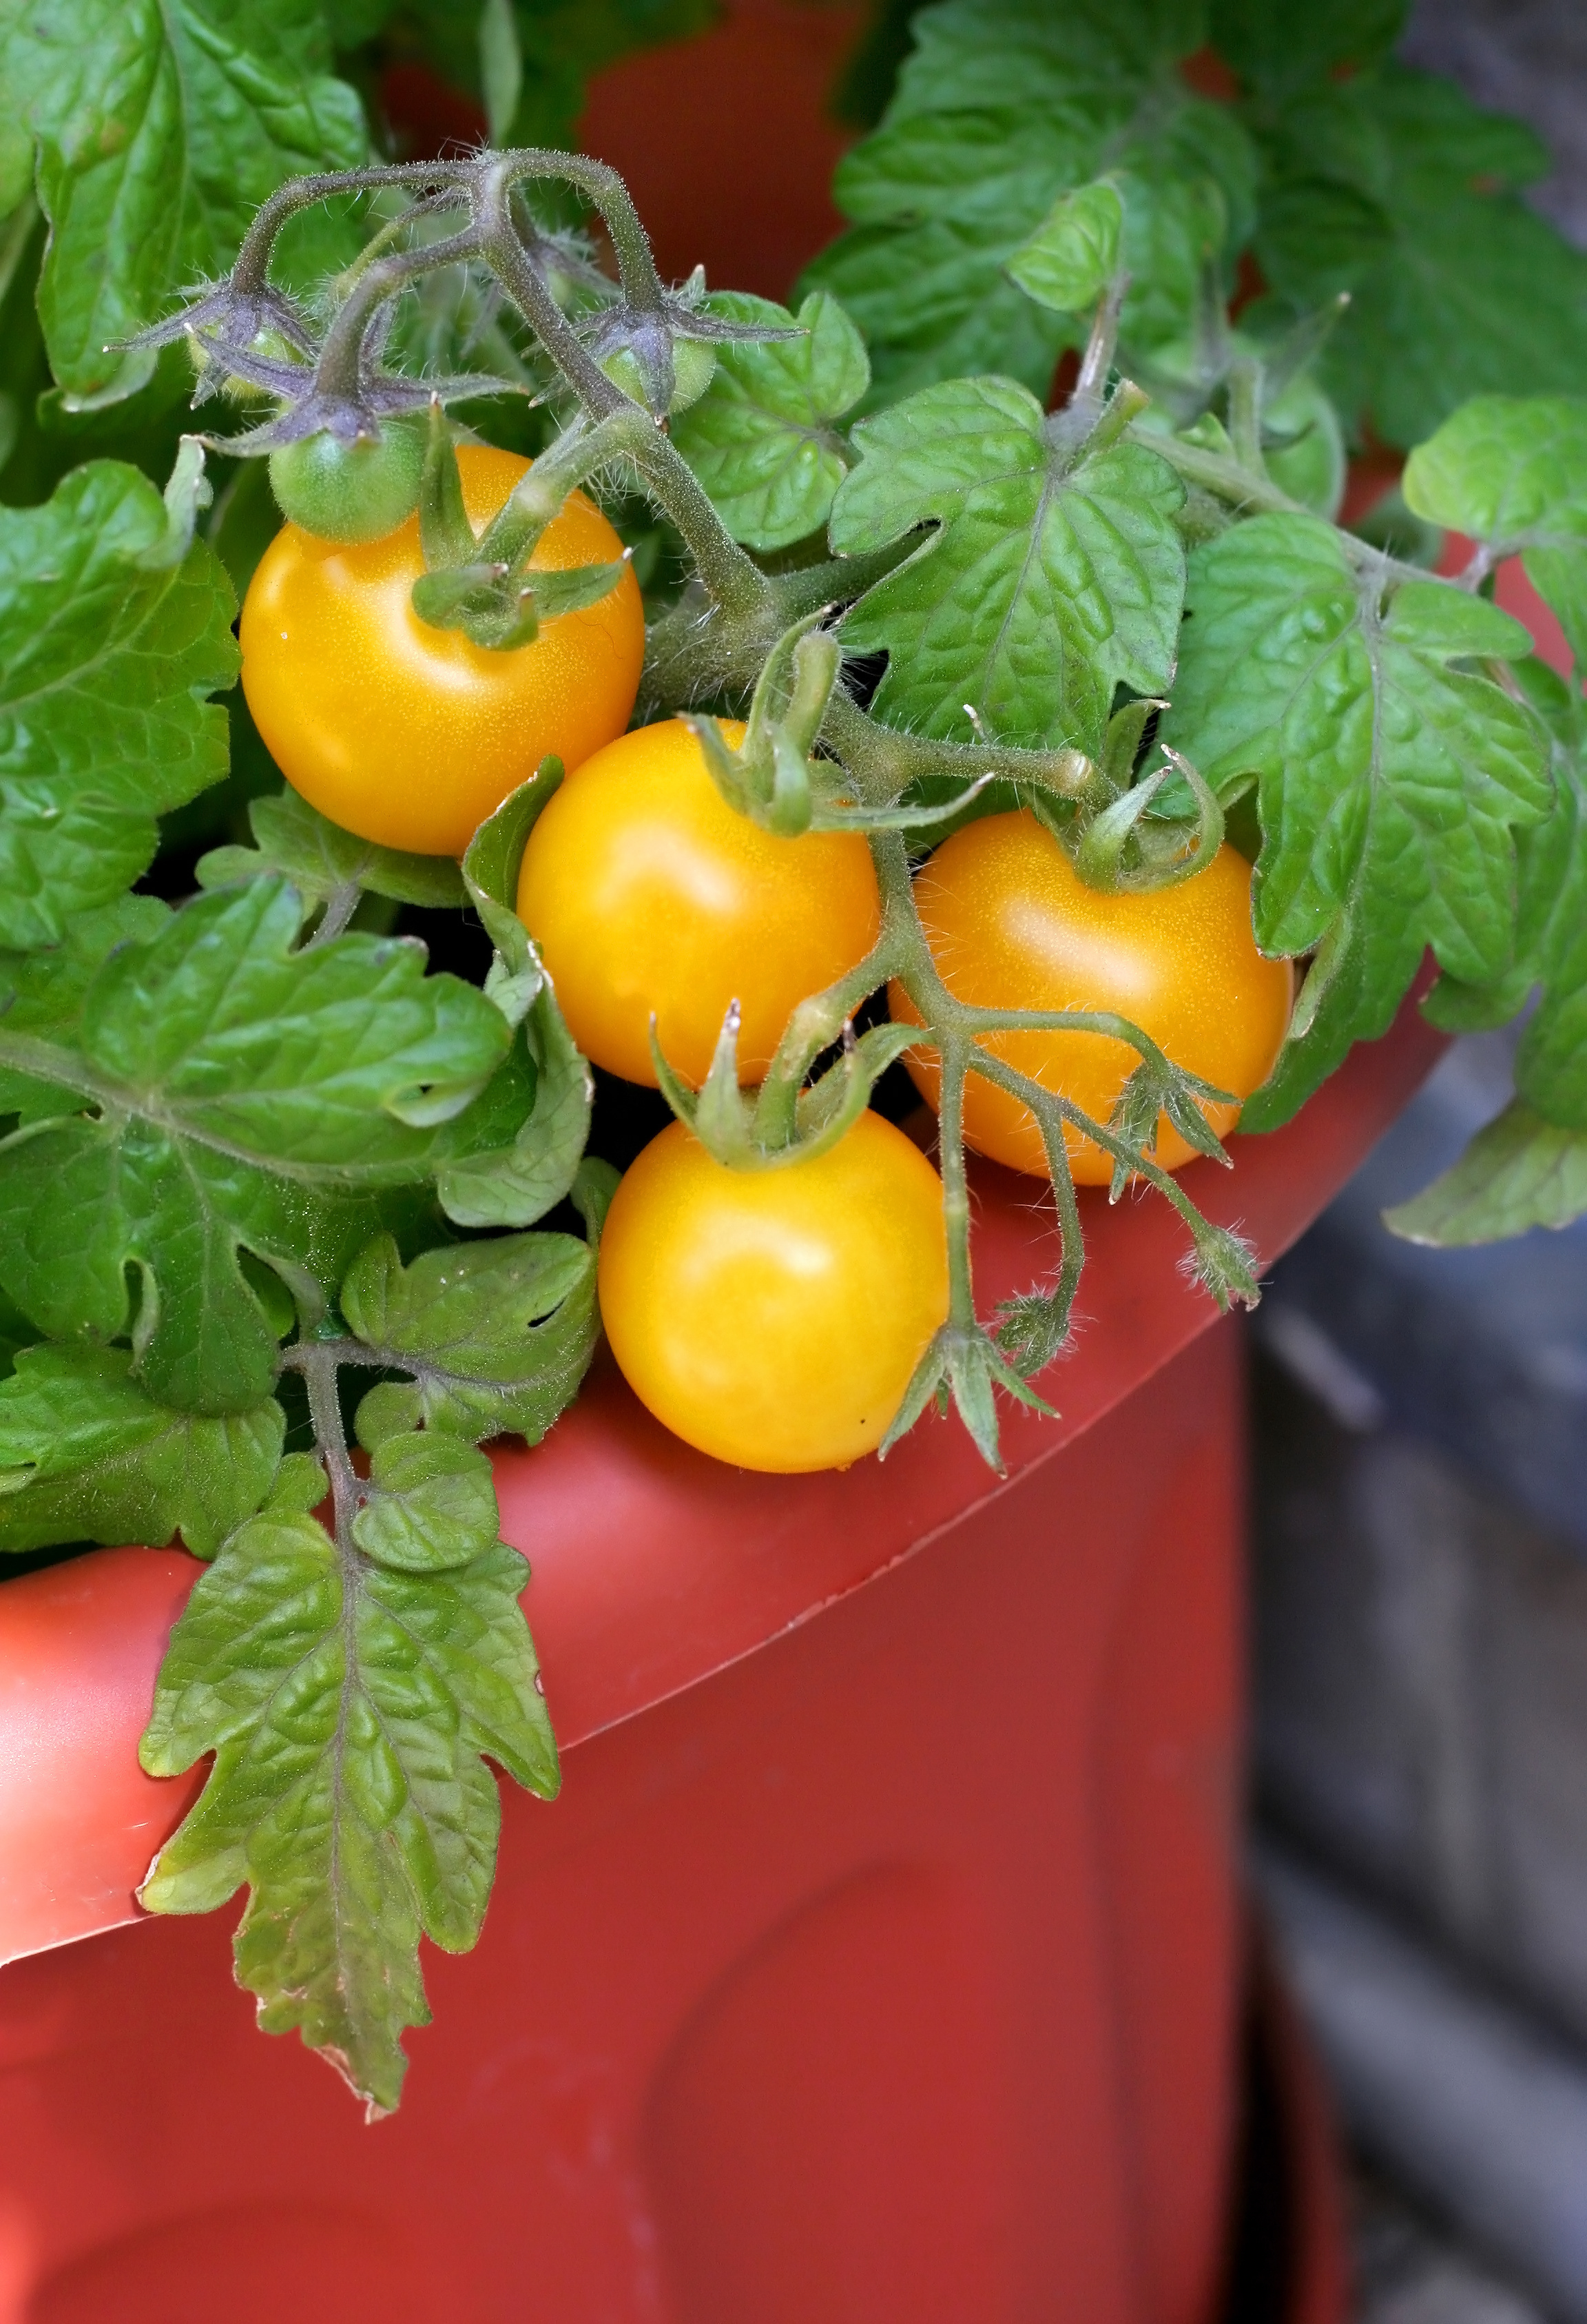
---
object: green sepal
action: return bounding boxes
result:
[651,1002,919,1173]
[880,1319,1055,1478]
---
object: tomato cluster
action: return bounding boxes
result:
[241,451,1289,1473]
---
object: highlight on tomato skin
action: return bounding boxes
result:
[238,443,645,858]
[890,809,1294,1186]
[597,1111,951,1474]
[517,715,882,1089]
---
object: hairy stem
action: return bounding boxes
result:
[295,1341,360,1552]
[753,934,905,1146]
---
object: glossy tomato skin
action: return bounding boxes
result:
[599,1111,949,1472]
[240,444,645,856]
[891,810,1292,1184]
[517,716,882,1087]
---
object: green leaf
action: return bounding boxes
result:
[439,765,592,1229]
[831,374,1185,752]
[343,1226,599,1446]
[1404,397,1587,668]
[0,894,169,1121]
[1429,743,1587,1131]
[352,1431,499,1573]
[1385,1100,1587,1246]
[0,1344,281,1556]
[1006,178,1123,313]
[1210,0,1406,98]
[671,291,871,553]
[140,1504,558,2115]
[0,0,367,402]
[800,0,1255,402]
[1163,515,1550,1126]
[0,881,510,1411]
[1252,67,1587,449]
[198,788,470,919]
[0,463,239,945]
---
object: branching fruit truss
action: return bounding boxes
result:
[1,0,1586,2110]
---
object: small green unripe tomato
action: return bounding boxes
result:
[600,338,718,415]
[267,415,428,544]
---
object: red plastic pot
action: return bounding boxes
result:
[0,1001,1435,2323]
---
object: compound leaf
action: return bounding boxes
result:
[1403,396,1587,668]
[1162,514,1550,1127]
[1006,178,1123,313]
[352,1430,500,1573]
[0,894,169,1120]
[0,1343,282,1556]
[801,0,1255,402]
[438,768,592,1229]
[0,0,367,402]
[0,464,238,945]
[831,373,1184,752]
[198,788,469,919]
[343,1222,599,1446]
[140,1503,557,2115]
[1252,67,1587,449]
[0,881,510,1411]
[1385,1099,1587,1246]
[672,291,871,551]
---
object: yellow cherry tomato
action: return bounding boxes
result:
[890,810,1292,1184]
[598,1112,949,1472]
[240,444,645,856]
[517,717,882,1087]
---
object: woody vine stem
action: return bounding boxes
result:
[156,145,1269,1472]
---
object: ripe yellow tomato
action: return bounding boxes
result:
[891,810,1292,1184]
[598,1112,949,1472]
[240,444,645,856]
[517,717,882,1087]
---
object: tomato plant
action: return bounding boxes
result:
[517,715,882,1084]
[242,444,645,855]
[891,811,1293,1184]
[599,1112,949,1471]
[2,0,1586,2112]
